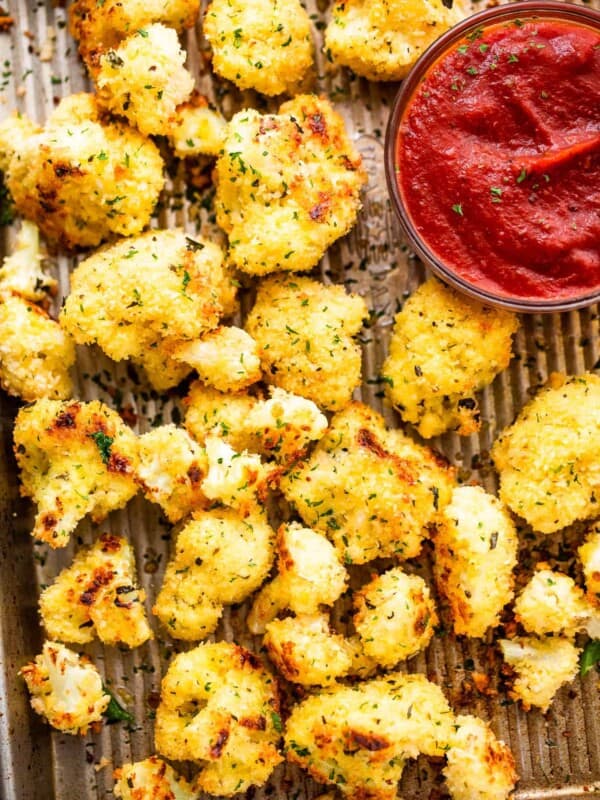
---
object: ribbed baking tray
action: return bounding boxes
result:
[0,1,599,799]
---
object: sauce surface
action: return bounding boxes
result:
[397,17,600,301]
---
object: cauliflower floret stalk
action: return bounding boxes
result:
[114,756,197,800]
[0,220,56,301]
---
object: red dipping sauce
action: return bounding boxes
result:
[391,5,600,306]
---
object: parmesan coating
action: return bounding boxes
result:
[168,90,226,158]
[153,508,274,641]
[154,641,282,795]
[20,642,109,735]
[282,402,456,564]
[492,372,600,534]
[14,399,139,549]
[215,95,366,276]
[0,113,41,172]
[245,275,367,411]
[579,524,600,606]
[202,435,273,514]
[114,756,197,800]
[39,533,152,648]
[514,569,592,638]
[0,221,56,302]
[203,0,314,96]
[433,486,518,638]
[382,279,518,438]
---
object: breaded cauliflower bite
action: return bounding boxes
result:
[0,221,56,302]
[114,756,197,800]
[153,508,274,640]
[14,399,139,548]
[215,95,366,276]
[325,0,466,82]
[20,641,109,735]
[5,94,164,250]
[443,714,517,800]
[579,524,600,606]
[155,641,282,795]
[245,275,367,411]
[39,533,152,648]
[514,569,593,638]
[202,435,273,513]
[168,91,226,158]
[285,672,455,798]
[499,636,580,713]
[61,229,227,391]
[382,279,518,438]
[204,0,314,96]
[433,486,518,638]
[0,114,41,172]
[492,373,600,534]
[282,403,456,565]
[353,567,438,667]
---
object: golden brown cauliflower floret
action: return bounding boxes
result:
[443,714,518,800]
[325,0,467,82]
[353,567,438,667]
[39,533,152,648]
[514,569,592,638]
[20,641,109,735]
[0,221,56,302]
[202,435,273,514]
[499,636,580,713]
[579,524,600,606]
[248,521,348,634]
[168,91,226,158]
[246,275,367,411]
[0,293,74,402]
[153,508,274,640]
[433,486,518,638]
[382,279,518,438]
[61,230,227,391]
[0,114,41,172]
[6,95,164,251]
[285,672,455,799]
[282,403,456,565]
[14,399,139,548]
[114,756,197,800]
[492,372,600,534]
[204,0,314,96]
[155,641,282,796]
[215,95,366,276]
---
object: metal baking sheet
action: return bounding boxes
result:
[0,1,599,799]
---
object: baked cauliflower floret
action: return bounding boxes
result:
[0,114,41,173]
[168,91,226,158]
[6,95,164,250]
[492,372,600,534]
[514,569,592,638]
[499,636,580,713]
[95,24,195,136]
[153,508,274,640]
[285,672,455,799]
[353,567,438,667]
[20,641,109,735]
[114,756,196,800]
[0,293,74,402]
[247,521,348,634]
[39,533,152,648]
[14,399,139,548]
[325,0,466,82]
[0,221,56,301]
[246,275,367,411]
[204,0,314,96]
[155,641,282,795]
[433,486,518,638]
[61,230,227,391]
[216,95,366,276]
[443,714,518,800]
[282,402,456,565]
[202,435,273,513]
[579,524,600,606]
[382,278,519,438]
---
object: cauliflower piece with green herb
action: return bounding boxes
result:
[0,114,41,173]
[202,435,273,514]
[514,569,595,638]
[155,641,283,796]
[168,91,226,158]
[0,221,56,301]
[114,756,197,800]
[153,508,275,640]
[579,524,600,607]
[20,641,109,735]
[14,399,139,548]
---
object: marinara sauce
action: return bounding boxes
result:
[396,15,600,301]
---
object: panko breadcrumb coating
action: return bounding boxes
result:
[514,569,592,638]
[0,114,41,172]
[204,0,314,96]
[14,399,139,548]
[353,567,438,667]
[245,275,367,411]
[325,0,466,82]
[114,756,197,800]
[492,372,600,534]
[6,94,164,250]
[443,714,518,800]
[382,279,518,438]
[20,642,109,735]
[153,508,274,641]
[168,91,226,158]
[154,641,282,795]
[0,222,56,302]
[39,533,152,648]
[433,486,518,638]
[215,95,366,276]
[282,402,456,564]
[202,435,273,514]
[579,524,600,606]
